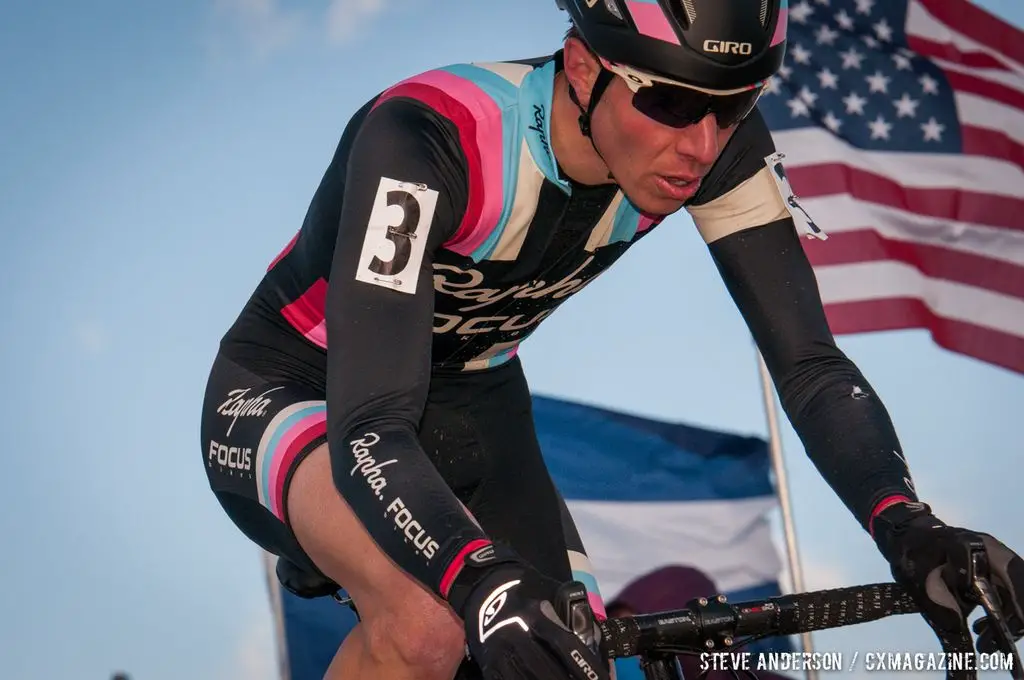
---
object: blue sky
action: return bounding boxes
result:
[1,1,1022,678]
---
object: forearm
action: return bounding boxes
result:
[774,344,918,528]
[330,416,490,597]
[708,218,918,532]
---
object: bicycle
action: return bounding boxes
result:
[552,546,1024,680]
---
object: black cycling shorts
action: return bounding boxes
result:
[199,342,597,601]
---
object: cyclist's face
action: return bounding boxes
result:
[593,74,737,215]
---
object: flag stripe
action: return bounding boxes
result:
[773,128,1024,198]
[803,229,1024,300]
[914,0,1024,70]
[962,125,1024,174]
[813,260,1024,336]
[950,75,1024,117]
[789,163,1024,233]
[800,192,1024,267]
[910,36,1017,73]
[956,94,1024,153]
[565,498,781,595]
[932,58,1024,99]
[821,297,1024,375]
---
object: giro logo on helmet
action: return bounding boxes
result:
[703,40,753,55]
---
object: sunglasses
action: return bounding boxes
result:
[600,57,768,129]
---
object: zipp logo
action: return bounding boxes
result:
[571,649,601,680]
[703,40,753,55]
[478,580,529,643]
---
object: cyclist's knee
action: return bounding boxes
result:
[363,602,466,678]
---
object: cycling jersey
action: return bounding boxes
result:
[215,50,919,604]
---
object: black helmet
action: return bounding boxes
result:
[556,0,787,92]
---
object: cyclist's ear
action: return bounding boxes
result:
[562,37,602,109]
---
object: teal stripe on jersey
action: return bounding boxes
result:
[608,196,644,245]
[440,63,524,261]
[519,60,569,194]
[439,63,519,108]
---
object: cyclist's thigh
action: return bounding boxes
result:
[199,349,330,580]
[419,357,574,583]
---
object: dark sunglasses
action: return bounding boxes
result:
[630,80,766,129]
[600,57,767,129]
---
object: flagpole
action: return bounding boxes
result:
[262,550,292,680]
[756,349,818,680]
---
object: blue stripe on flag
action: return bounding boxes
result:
[532,394,773,501]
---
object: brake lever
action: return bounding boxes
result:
[969,552,1024,680]
[554,581,602,657]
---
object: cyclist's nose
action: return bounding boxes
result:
[674,113,720,167]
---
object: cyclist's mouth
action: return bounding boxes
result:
[654,174,700,201]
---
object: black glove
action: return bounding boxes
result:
[872,501,1024,655]
[447,543,610,680]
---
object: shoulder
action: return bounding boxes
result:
[349,58,550,171]
[684,108,792,244]
[373,59,542,129]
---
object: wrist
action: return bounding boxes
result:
[444,542,522,616]
[870,499,943,555]
[868,496,927,536]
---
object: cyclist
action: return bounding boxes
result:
[200,1,1024,679]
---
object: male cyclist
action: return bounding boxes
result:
[200,1,1024,679]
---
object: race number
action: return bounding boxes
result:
[355,177,439,294]
[764,152,827,241]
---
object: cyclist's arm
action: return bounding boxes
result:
[686,110,918,531]
[323,95,491,602]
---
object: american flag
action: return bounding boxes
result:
[758,0,1024,375]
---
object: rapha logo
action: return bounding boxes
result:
[349,432,397,499]
[527,104,550,158]
[217,387,284,437]
[478,580,528,643]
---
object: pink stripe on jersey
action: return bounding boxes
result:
[305,319,326,348]
[588,592,607,621]
[637,213,661,233]
[771,9,789,46]
[269,414,328,519]
[374,70,504,258]
[281,278,328,349]
[440,539,492,598]
[625,1,681,45]
[267,230,299,272]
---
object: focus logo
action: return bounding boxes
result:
[208,439,253,474]
[385,497,440,560]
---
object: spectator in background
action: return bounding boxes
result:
[605,565,795,680]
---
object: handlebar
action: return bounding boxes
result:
[599,582,922,659]
[585,572,1022,680]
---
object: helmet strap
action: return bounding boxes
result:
[569,68,613,139]
[568,68,616,180]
